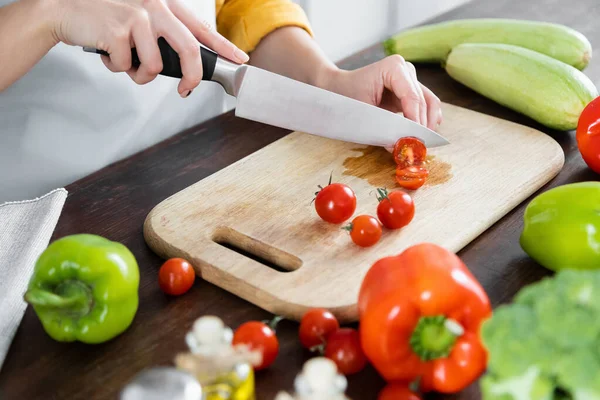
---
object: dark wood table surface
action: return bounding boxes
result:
[2,0,599,398]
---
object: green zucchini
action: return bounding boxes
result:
[384,19,592,70]
[444,43,598,131]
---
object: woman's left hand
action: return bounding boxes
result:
[322,55,443,132]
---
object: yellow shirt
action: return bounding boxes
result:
[215,0,314,53]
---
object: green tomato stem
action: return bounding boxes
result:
[410,315,464,361]
[24,280,93,319]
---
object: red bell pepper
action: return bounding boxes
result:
[358,243,492,393]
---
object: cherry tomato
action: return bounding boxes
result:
[375,188,415,229]
[393,137,427,169]
[158,258,196,296]
[232,319,280,370]
[576,96,600,174]
[344,215,382,247]
[324,328,367,375]
[378,383,422,400]
[299,308,340,350]
[396,165,429,190]
[313,174,357,224]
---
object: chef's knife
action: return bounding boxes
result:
[84,38,449,148]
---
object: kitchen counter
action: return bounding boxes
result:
[1,0,599,398]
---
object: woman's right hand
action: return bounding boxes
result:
[52,0,249,97]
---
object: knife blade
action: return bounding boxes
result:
[84,38,450,148]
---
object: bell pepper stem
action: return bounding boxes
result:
[24,280,93,318]
[410,315,464,361]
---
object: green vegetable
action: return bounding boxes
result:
[480,269,600,399]
[444,43,598,130]
[24,234,140,343]
[383,18,592,70]
[520,182,600,272]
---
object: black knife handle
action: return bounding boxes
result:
[89,37,217,80]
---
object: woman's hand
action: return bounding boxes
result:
[52,0,249,97]
[322,55,443,131]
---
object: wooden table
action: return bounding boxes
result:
[1,0,599,398]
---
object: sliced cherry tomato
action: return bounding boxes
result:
[299,308,340,350]
[158,258,196,296]
[343,215,382,247]
[324,328,367,375]
[376,188,415,230]
[232,317,281,370]
[393,137,427,169]
[396,165,429,190]
[378,383,422,400]
[576,96,600,174]
[313,174,357,224]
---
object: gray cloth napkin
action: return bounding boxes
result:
[0,188,67,372]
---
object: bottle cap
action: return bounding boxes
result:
[119,367,202,400]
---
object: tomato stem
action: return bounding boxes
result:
[263,315,285,332]
[309,342,326,354]
[376,188,390,202]
[341,223,353,232]
[409,315,464,361]
[409,377,421,393]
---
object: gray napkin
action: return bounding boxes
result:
[0,188,67,372]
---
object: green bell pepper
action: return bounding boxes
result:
[520,181,600,272]
[24,234,140,343]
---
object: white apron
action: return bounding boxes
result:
[0,0,233,203]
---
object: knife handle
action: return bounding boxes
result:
[83,37,217,81]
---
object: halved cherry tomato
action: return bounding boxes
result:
[158,258,196,296]
[324,328,367,375]
[299,308,340,350]
[232,317,281,370]
[344,215,382,247]
[393,137,427,169]
[378,383,422,400]
[396,165,429,190]
[313,174,357,224]
[576,96,600,174]
[376,188,415,229]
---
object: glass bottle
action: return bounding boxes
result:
[175,315,260,400]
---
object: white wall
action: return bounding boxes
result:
[293,0,471,62]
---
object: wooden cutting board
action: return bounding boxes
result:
[143,103,564,322]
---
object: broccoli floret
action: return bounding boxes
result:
[480,269,600,400]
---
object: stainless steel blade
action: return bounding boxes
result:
[232,66,450,148]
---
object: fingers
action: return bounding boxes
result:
[421,84,443,131]
[100,29,133,73]
[127,15,163,84]
[168,0,248,64]
[384,55,423,125]
[406,62,428,128]
[154,11,204,96]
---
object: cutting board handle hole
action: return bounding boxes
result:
[212,226,302,273]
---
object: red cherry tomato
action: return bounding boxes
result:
[314,175,357,224]
[378,383,422,400]
[375,188,415,229]
[344,215,382,247]
[299,308,340,350]
[393,137,427,169]
[324,328,367,375]
[158,258,196,296]
[232,319,280,370]
[576,96,600,174]
[396,165,429,190]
